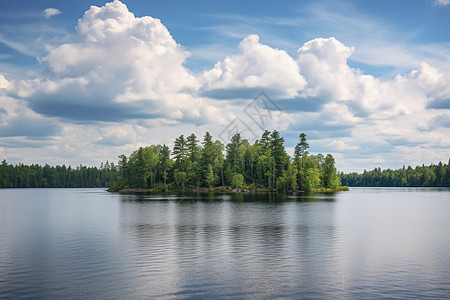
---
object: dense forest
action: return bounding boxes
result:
[3,131,448,190]
[110,131,345,192]
[0,160,118,188]
[340,160,450,187]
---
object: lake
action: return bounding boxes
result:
[1,188,450,299]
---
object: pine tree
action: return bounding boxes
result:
[270,130,288,184]
[294,133,309,162]
[158,145,171,188]
[226,133,244,175]
[173,134,187,172]
[186,133,200,163]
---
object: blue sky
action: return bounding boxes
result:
[0,0,450,172]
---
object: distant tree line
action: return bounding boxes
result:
[340,160,450,187]
[0,160,118,188]
[111,131,344,192]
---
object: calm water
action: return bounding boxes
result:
[1,188,450,299]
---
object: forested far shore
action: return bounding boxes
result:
[0,160,119,188]
[110,131,345,192]
[340,160,450,187]
[3,141,449,190]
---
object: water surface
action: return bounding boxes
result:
[1,188,449,299]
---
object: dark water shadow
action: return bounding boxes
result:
[118,191,339,203]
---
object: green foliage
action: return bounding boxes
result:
[158,145,172,189]
[226,133,245,175]
[285,163,299,190]
[0,131,350,192]
[341,160,450,187]
[174,170,187,190]
[301,168,321,191]
[105,131,345,192]
[294,132,309,161]
[322,154,338,188]
[205,164,217,188]
[173,134,187,172]
[270,130,289,186]
[231,173,245,189]
[201,132,223,187]
[0,159,118,188]
[186,133,200,162]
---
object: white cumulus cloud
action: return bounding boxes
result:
[44,8,62,18]
[0,75,13,91]
[201,34,307,99]
[295,37,413,119]
[22,0,221,124]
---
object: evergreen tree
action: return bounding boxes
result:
[226,133,244,175]
[294,133,310,189]
[205,164,217,188]
[173,134,187,172]
[158,145,171,188]
[270,130,288,187]
[294,133,309,162]
[256,130,271,156]
[322,154,339,188]
[133,147,147,188]
[213,140,225,186]
[186,133,200,163]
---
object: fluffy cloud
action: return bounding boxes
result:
[21,0,221,124]
[409,63,450,109]
[296,37,411,118]
[0,75,13,91]
[1,78,55,139]
[0,95,59,138]
[200,34,306,99]
[44,8,62,18]
[96,124,138,146]
[297,37,355,100]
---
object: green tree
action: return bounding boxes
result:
[294,133,310,188]
[186,133,200,162]
[270,130,288,187]
[132,147,148,188]
[302,168,321,191]
[174,170,187,190]
[157,145,172,189]
[201,132,217,186]
[322,154,339,188]
[213,140,225,186]
[256,154,270,187]
[284,163,299,190]
[231,173,245,189]
[226,133,244,175]
[173,134,187,172]
[205,164,217,188]
[256,130,271,156]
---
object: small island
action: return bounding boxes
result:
[108,131,348,193]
